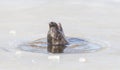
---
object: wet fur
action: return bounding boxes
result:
[47,22,68,53]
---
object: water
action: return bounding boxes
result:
[18,37,105,54]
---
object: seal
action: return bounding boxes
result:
[47,22,68,53]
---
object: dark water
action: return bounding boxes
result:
[18,37,105,54]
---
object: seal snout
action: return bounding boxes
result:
[49,22,58,27]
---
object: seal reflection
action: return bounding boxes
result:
[47,45,66,53]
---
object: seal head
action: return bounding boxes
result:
[47,22,68,53]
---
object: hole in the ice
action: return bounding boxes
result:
[18,37,105,54]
